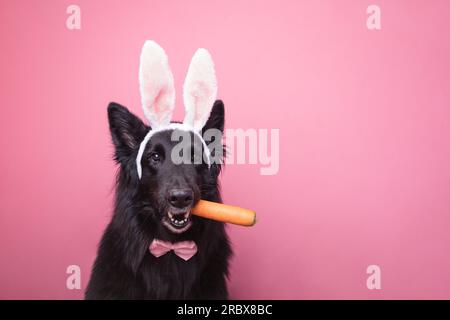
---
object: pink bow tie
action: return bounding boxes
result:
[149,239,198,261]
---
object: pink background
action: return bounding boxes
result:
[1,0,450,299]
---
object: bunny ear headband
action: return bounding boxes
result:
[136,41,218,179]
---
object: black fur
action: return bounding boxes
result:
[85,100,232,299]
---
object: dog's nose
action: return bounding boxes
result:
[168,189,194,208]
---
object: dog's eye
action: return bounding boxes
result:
[149,152,161,163]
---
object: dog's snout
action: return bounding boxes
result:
[168,188,194,208]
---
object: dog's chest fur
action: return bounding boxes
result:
[139,251,201,299]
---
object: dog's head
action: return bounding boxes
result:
[107,41,224,236]
[107,100,224,235]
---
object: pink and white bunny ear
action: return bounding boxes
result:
[139,41,175,129]
[183,48,218,131]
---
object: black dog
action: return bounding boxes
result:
[85,100,232,299]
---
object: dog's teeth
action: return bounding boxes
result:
[168,213,190,228]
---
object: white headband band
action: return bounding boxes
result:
[136,123,211,179]
[136,41,217,179]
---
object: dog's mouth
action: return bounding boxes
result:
[162,208,192,234]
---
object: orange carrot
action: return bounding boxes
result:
[191,200,256,226]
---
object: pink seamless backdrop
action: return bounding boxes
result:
[1,0,450,299]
